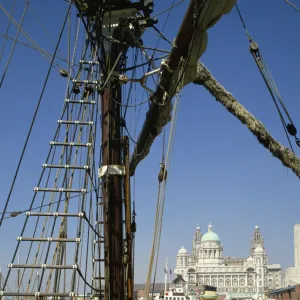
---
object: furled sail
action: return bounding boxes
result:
[129,0,237,175]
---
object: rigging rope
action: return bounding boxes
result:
[0,32,75,65]
[0,0,30,88]
[235,4,300,150]
[0,4,68,76]
[144,72,182,299]
[0,0,73,229]
[0,0,16,63]
[285,0,300,12]
[152,0,185,19]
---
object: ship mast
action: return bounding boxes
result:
[78,1,156,299]
[100,19,126,300]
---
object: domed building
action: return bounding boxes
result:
[174,224,282,299]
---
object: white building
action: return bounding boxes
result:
[285,224,300,285]
[174,224,281,298]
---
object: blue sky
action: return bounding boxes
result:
[0,0,300,288]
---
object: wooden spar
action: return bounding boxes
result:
[129,0,204,176]
[123,136,134,300]
[193,61,300,179]
[129,0,236,175]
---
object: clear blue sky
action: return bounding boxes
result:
[0,0,300,287]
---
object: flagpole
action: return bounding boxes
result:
[164,258,168,300]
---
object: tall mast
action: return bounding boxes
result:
[92,2,156,299]
[101,28,125,300]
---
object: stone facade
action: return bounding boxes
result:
[285,224,300,285]
[174,224,281,297]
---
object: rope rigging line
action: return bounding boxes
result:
[33,91,94,293]
[1,186,99,219]
[0,0,30,88]
[0,0,73,230]
[235,3,300,149]
[3,44,88,293]
[19,57,97,294]
[285,0,300,12]
[0,32,78,65]
[25,0,70,61]
[142,0,177,77]
[103,35,170,54]
[1,8,102,296]
[152,0,185,19]
[0,0,16,63]
[145,91,181,299]
[144,58,183,297]
[121,54,168,72]
[0,3,70,76]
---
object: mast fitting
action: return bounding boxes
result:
[98,165,125,178]
[161,59,175,74]
[119,68,160,93]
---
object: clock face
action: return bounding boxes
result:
[197,244,201,249]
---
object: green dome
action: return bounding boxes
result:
[201,224,220,242]
[201,231,220,242]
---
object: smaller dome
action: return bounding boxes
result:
[255,225,259,229]
[178,246,188,255]
[254,245,264,254]
[196,224,200,230]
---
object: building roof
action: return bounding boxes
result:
[134,283,165,291]
[269,285,296,295]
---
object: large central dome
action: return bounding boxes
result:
[201,223,220,242]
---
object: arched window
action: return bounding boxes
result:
[226,280,231,287]
[219,280,224,287]
[233,280,238,287]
